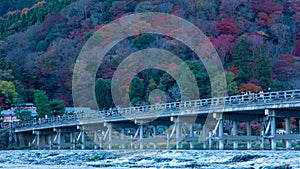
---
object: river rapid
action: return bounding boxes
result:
[0,150,299,169]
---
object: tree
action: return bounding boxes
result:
[16,110,32,121]
[226,72,238,95]
[95,78,113,110]
[0,81,18,107]
[239,83,262,93]
[50,100,65,116]
[129,77,144,106]
[34,90,51,118]
[231,38,250,71]
[252,45,273,89]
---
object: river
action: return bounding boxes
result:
[0,150,299,168]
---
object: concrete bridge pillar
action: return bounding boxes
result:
[270,110,277,150]
[120,129,125,149]
[232,121,238,150]
[208,130,212,150]
[247,121,252,150]
[140,124,144,149]
[94,131,98,150]
[175,121,182,149]
[189,124,194,149]
[202,124,207,149]
[153,126,157,149]
[57,129,61,150]
[70,133,75,150]
[81,131,85,150]
[35,131,40,149]
[285,118,291,149]
[218,119,224,150]
[260,121,265,149]
[166,130,170,149]
[48,134,52,150]
[108,124,112,150]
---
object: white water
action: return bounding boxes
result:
[0,150,299,168]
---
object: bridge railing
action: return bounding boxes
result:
[99,89,300,119]
[13,89,300,129]
[13,114,78,129]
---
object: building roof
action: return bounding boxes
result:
[1,109,37,117]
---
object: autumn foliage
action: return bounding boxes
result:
[238,83,263,93]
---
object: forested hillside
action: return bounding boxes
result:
[0,0,300,111]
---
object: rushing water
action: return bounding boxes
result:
[0,150,299,169]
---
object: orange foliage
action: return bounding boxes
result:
[278,54,295,63]
[32,1,46,8]
[21,8,30,15]
[257,12,273,27]
[7,10,20,16]
[122,85,130,92]
[239,83,263,93]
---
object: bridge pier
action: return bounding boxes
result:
[285,118,291,149]
[166,129,170,149]
[270,110,277,150]
[139,124,144,149]
[189,124,194,149]
[218,119,224,150]
[81,130,85,150]
[48,134,52,150]
[247,121,252,150]
[260,121,265,150]
[232,121,238,150]
[33,131,40,149]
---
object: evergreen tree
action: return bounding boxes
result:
[95,78,113,110]
[34,90,51,118]
[50,100,65,116]
[129,77,144,105]
[231,38,250,71]
[252,45,273,89]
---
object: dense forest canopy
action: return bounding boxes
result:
[0,0,300,111]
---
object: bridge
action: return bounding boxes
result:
[8,89,300,150]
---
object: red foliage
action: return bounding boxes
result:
[273,54,299,81]
[289,1,300,24]
[216,21,238,35]
[211,34,236,58]
[278,54,295,63]
[171,5,180,13]
[253,0,283,26]
[239,83,263,93]
[239,121,261,133]
[227,67,239,76]
[253,0,283,15]
[257,12,273,27]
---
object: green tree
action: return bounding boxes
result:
[226,72,238,95]
[16,110,32,121]
[231,38,250,71]
[0,81,18,106]
[34,90,51,118]
[50,100,65,116]
[36,40,48,52]
[95,78,113,109]
[129,77,144,105]
[235,70,249,85]
[252,45,273,89]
